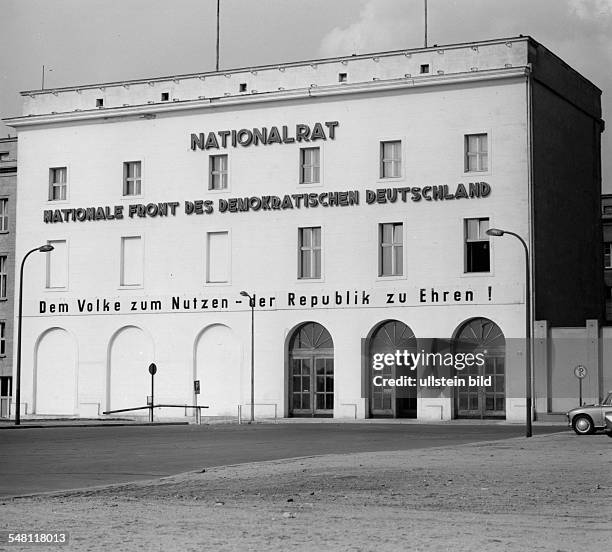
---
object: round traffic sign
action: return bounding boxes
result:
[149,363,157,375]
[574,365,587,379]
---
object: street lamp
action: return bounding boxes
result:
[15,244,55,426]
[486,228,532,438]
[240,290,255,424]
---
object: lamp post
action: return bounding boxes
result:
[240,290,255,423]
[15,244,55,426]
[486,228,532,438]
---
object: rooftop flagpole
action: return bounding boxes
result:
[424,0,428,48]
[216,0,220,71]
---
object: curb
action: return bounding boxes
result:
[0,421,189,430]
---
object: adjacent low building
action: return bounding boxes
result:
[0,137,16,418]
[5,36,608,421]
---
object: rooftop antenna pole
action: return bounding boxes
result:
[424,0,428,48]
[216,0,220,71]
[41,65,45,90]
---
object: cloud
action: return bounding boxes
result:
[318,0,612,57]
[319,0,423,57]
[569,0,612,19]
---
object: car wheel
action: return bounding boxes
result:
[572,415,594,435]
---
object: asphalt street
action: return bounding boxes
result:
[0,423,565,497]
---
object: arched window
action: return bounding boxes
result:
[288,322,334,417]
[368,320,417,418]
[453,318,505,418]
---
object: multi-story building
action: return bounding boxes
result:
[0,137,17,418]
[4,36,608,421]
[603,194,612,322]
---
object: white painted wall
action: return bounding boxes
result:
[14,73,530,420]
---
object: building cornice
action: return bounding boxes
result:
[5,66,529,129]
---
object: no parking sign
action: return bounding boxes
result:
[574,365,587,406]
[573,365,587,379]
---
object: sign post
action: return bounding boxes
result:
[574,365,587,406]
[194,380,200,424]
[148,363,157,422]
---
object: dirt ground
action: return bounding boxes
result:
[0,431,610,551]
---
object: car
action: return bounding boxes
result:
[566,391,612,435]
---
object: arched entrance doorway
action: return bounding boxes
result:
[453,317,506,418]
[368,320,417,418]
[194,324,241,416]
[107,326,154,412]
[35,328,76,415]
[288,322,334,417]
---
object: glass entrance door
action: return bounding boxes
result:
[288,322,334,418]
[456,356,505,418]
[368,320,417,418]
[454,317,506,419]
[371,357,394,416]
[290,356,333,417]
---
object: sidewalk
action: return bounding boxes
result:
[0,415,568,428]
[1,431,608,551]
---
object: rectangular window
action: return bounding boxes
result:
[300,147,320,184]
[379,223,403,276]
[298,227,321,279]
[0,199,8,232]
[120,236,143,286]
[0,322,5,356]
[465,218,490,272]
[465,134,488,172]
[0,152,8,161]
[380,141,401,178]
[0,375,12,395]
[0,256,6,299]
[123,161,142,196]
[49,167,67,201]
[209,155,228,190]
[206,231,230,283]
[46,240,68,289]
[605,242,612,269]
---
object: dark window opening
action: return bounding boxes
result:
[338,73,347,82]
[0,376,11,396]
[239,83,247,92]
[96,98,104,107]
[420,64,430,74]
[466,242,490,272]
[161,92,169,101]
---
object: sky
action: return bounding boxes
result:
[1,0,610,189]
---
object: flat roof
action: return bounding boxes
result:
[19,35,542,96]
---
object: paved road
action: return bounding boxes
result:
[0,423,564,497]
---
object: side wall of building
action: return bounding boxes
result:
[529,42,604,326]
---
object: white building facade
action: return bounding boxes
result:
[6,37,606,421]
